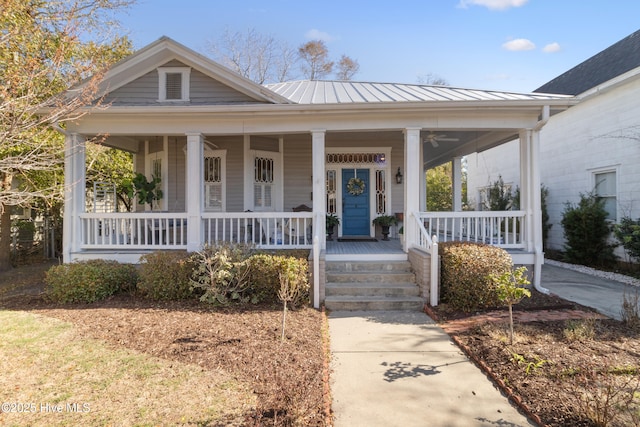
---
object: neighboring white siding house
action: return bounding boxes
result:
[467,30,640,259]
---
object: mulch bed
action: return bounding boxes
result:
[0,262,329,426]
[427,290,640,427]
[3,260,640,426]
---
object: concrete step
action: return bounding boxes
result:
[326,271,416,284]
[324,296,425,311]
[325,260,412,273]
[326,282,420,297]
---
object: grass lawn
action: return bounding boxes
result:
[0,310,253,426]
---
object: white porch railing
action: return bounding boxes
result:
[202,212,313,249]
[411,212,439,307]
[80,212,314,250]
[411,210,526,307]
[80,212,188,249]
[418,211,526,249]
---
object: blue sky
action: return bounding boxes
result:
[118,0,640,93]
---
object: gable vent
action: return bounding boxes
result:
[157,67,190,102]
[165,73,182,100]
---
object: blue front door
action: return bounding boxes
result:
[342,169,370,236]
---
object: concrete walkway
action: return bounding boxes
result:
[328,262,639,426]
[329,310,536,427]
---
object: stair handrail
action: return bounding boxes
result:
[414,212,439,307]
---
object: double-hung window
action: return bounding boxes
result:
[594,169,617,221]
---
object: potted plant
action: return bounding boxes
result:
[129,172,163,210]
[372,214,398,241]
[326,214,340,241]
[398,226,404,245]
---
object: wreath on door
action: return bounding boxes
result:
[347,177,365,196]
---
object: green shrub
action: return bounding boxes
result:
[614,216,640,261]
[45,260,138,303]
[190,242,254,305]
[439,241,513,312]
[561,192,616,266]
[248,253,310,307]
[189,243,310,306]
[137,251,194,300]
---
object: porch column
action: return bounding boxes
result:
[311,130,326,249]
[63,133,85,263]
[186,133,203,252]
[452,156,463,212]
[243,135,252,211]
[404,128,421,251]
[419,140,426,211]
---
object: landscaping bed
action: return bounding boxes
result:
[429,290,640,427]
[3,259,640,426]
[0,260,328,426]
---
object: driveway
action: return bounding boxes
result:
[541,262,639,321]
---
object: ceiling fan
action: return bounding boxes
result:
[424,132,459,147]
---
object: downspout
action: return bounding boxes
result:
[532,106,550,294]
[534,105,550,131]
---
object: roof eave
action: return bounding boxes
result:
[59,97,577,116]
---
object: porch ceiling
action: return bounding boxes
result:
[422,129,518,169]
[96,128,519,169]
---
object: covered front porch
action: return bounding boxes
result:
[64,126,543,309]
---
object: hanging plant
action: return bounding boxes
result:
[347,177,365,196]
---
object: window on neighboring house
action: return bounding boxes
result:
[594,170,617,220]
[157,67,190,102]
[478,182,512,211]
[204,151,226,211]
[254,156,274,211]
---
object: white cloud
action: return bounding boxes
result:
[542,42,561,53]
[502,38,536,51]
[304,29,335,42]
[458,0,528,10]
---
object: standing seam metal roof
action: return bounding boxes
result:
[265,80,570,104]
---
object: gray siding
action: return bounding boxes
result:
[132,132,406,217]
[105,70,158,105]
[190,69,258,104]
[208,136,245,212]
[103,60,265,106]
[283,136,313,210]
[167,137,186,212]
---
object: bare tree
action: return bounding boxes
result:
[335,55,360,80]
[298,40,334,80]
[417,73,450,86]
[208,28,298,84]
[0,0,133,271]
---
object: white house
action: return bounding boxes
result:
[60,37,575,308]
[467,29,640,260]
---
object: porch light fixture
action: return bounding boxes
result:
[395,167,403,184]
